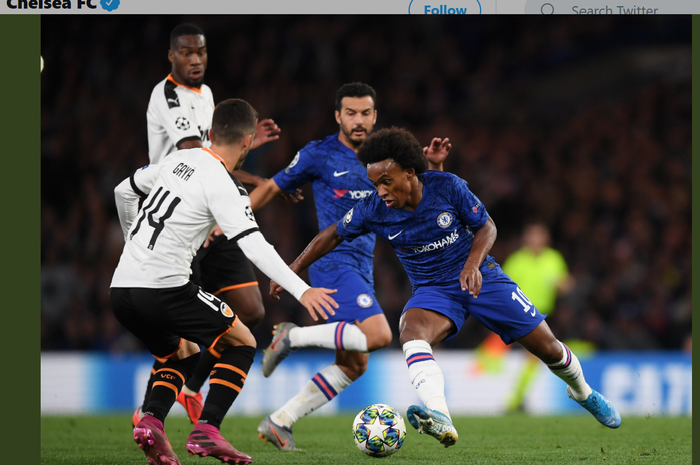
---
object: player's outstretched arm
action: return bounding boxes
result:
[237,231,338,319]
[424,137,451,171]
[231,170,267,188]
[460,217,497,297]
[249,178,304,212]
[270,223,345,299]
[251,118,281,150]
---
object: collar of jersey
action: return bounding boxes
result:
[333,133,360,158]
[166,74,202,94]
[203,147,229,171]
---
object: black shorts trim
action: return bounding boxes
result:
[110,283,238,357]
[176,135,201,148]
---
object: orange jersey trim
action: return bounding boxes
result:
[214,282,259,295]
[206,320,237,358]
[203,147,229,171]
[158,338,184,361]
[157,368,186,385]
[213,363,247,380]
[153,381,179,395]
[166,73,202,94]
[209,378,241,393]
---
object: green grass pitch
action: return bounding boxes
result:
[41,414,691,464]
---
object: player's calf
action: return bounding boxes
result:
[144,351,200,423]
[198,323,256,429]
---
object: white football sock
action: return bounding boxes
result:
[270,363,352,428]
[547,341,592,401]
[289,322,368,352]
[403,340,451,420]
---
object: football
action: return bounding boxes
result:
[352,403,407,457]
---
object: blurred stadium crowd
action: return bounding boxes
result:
[40,16,690,352]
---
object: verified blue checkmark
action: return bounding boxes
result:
[101,0,120,11]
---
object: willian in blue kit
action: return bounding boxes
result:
[250,83,451,450]
[272,127,621,449]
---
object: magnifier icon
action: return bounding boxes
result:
[541,3,554,13]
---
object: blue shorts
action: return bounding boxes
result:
[403,266,545,344]
[309,266,383,324]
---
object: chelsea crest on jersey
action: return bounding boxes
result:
[146,74,215,164]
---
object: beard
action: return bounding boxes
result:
[234,149,250,170]
[341,125,369,148]
[183,76,204,88]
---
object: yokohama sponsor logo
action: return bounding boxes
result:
[410,230,459,253]
[333,189,373,199]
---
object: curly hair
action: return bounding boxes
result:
[357,127,428,174]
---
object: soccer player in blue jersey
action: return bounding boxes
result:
[249,83,450,450]
[270,127,622,448]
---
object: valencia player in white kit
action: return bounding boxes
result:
[136,23,288,427]
[111,99,338,465]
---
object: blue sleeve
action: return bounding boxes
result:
[335,199,371,242]
[451,176,489,229]
[272,146,318,193]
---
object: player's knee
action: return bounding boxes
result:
[340,359,368,381]
[398,325,426,346]
[239,303,265,329]
[367,328,392,351]
[215,323,257,353]
[172,340,200,360]
[537,340,563,365]
[221,289,265,329]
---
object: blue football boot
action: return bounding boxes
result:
[568,387,622,428]
[406,405,458,448]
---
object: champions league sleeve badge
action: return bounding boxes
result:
[343,208,354,227]
[437,212,453,228]
[175,116,191,130]
[285,152,301,173]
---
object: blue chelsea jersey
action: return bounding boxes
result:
[272,134,376,275]
[336,170,498,289]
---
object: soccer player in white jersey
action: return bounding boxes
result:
[136,23,292,427]
[111,99,338,465]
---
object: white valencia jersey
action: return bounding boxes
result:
[112,148,257,288]
[147,74,215,164]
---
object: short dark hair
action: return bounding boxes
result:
[170,23,205,50]
[358,127,428,174]
[335,82,377,112]
[211,99,258,146]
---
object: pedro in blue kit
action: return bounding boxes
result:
[272,133,380,323]
[280,127,621,449]
[252,83,451,451]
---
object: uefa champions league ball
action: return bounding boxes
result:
[352,404,407,457]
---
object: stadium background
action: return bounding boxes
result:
[40,16,691,417]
